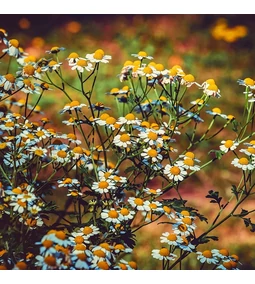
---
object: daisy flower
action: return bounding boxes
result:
[141,147,163,163]
[115,259,137,270]
[231,157,254,170]
[69,231,89,245]
[237,77,255,89]
[163,164,187,182]
[197,250,219,264]
[0,73,17,93]
[41,60,62,72]
[66,52,80,64]
[176,158,200,171]
[219,139,239,153]
[113,133,132,148]
[45,46,65,54]
[137,65,159,78]
[206,107,227,118]
[211,248,229,260]
[181,74,199,88]
[128,197,151,212]
[80,225,100,238]
[4,152,28,168]
[60,100,86,114]
[57,178,80,188]
[50,148,71,164]
[86,49,111,63]
[160,232,183,246]
[239,146,255,156]
[27,146,48,158]
[91,179,116,194]
[117,113,141,125]
[151,248,177,261]
[177,236,195,252]
[70,58,94,72]
[9,198,27,213]
[101,208,121,223]
[138,128,164,146]
[163,205,176,219]
[70,253,90,269]
[35,255,61,270]
[172,217,196,236]
[2,38,21,57]
[131,51,153,60]
[143,187,162,196]
[119,207,135,221]
[203,83,221,98]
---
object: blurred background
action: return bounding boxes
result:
[1,14,255,269]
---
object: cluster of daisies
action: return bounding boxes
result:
[0,28,252,270]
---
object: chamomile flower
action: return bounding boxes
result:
[2,38,21,57]
[231,157,254,170]
[119,207,135,221]
[4,152,28,168]
[181,74,199,87]
[143,187,162,196]
[45,46,65,54]
[141,147,163,163]
[203,83,221,98]
[69,231,89,245]
[128,197,151,212]
[138,128,164,146]
[50,148,70,164]
[237,77,255,89]
[80,225,100,238]
[86,49,111,63]
[41,60,62,72]
[70,58,94,72]
[0,73,17,93]
[151,248,177,261]
[163,164,187,182]
[163,205,176,219]
[239,146,255,156]
[57,178,80,188]
[60,100,86,114]
[9,198,27,213]
[211,248,229,260]
[176,158,200,171]
[172,216,196,236]
[117,113,141,125]
[177,236,195,252]
[206,107,227,118]
[160,232,183,246]
[27,146,48,158]
[137,65,159,78]
[197,250,219,264]
[91,179,116,194]
[131,51,153,60]
[219,139,239,153]
[66,52,80,64]
[113,133,132,148]
[35,255,61,270]
[101,208,121,223]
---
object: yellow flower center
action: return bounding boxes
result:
[5,121,14,128]
[195,99,204,104]
[120,134,130,142]
[178,224,188,232]
[150,123,159,130]
[5,73,15,83]
[94,49,104,60]
[223,261,232,269]
[74,244,86,251]
[97,261,109,270]
[159,248,169,256]
[206,79,215,85]
[238,157,249,165]
[149,203,157,210]
[42,240,53,248]
[108,210,119,218]
[202,250,212,258]
[17,200,26,207]
[143,66,153,74]
[110,87,119,94]
[141,121,150,128]
[68,52,79,59]
[35,149,44,156]
[77,253,87,261]
[249,140,255,145]
[134,198,144,206]
[123,60,133,66]
[212,107,222,114]
[138,51,147,57]
[182,217,192,225]
[98,181,109,189]
[119,263,127,270]
[147,131,158,140]
[207,84,218,91]
[70,100,80,107]
[163,206,171,214]
[184,74,195,82]
[12,187,22,194]
[244,77,254,86]
[23,65,35,76]
[155,63,164,71]
[77,59,88,67]
[16,261,27,270]
[83,226,93,235]
[100,113,110,120]
[219,248,229,256]
[247,147,255,154]
[147,149,158,157]
[115,244,125,250]
[48,60,58,67]
[170,166,181,175]
[74,236,84,244]
[57,150,67,158]
[167,234,177,241]
[9,39,19,48]
[125,113,135,120]
[128,261,137,269]
[184,158,194,167]
[55,231,66,240]
[120,208,129,216]
[100,243,111,250]
[231,254,239,261]
[224,140,234,148]
[73,146,83,154]
[93,249,106,258]
[36,130,44,137]
[44,255,56,266]
[105,117,116,125]
[181,210,190,216]
[0,143,7,149]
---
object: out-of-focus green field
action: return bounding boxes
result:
[1,14,255,269]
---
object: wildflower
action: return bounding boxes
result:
[138,128,164,146]
[101,208,121,223]
[91,179,116,194]
[117,113,141,125]
[190,98,207,106]
[239,146,255,156]
[206,107,227,118]
[172,217,196,236]
[35,255,61,270]
[9,198,27,213]
[50,148,70,164]
[80,225,100,238]
[211,248,229,260]
[160,232,183,246]
[45,46,65,54]
[177,236,195,252]
[141,147,163,163]
[0,28,8,42]
[119,207,135,221]
[219,140,239,153]
[113,133,132,148]
[203,83,221,98]
[69,231,89,245]
[28,146,48,158]
[143,187,162,196]
[41,60,62,72]
[2,38,21,57]
[197,250,219,264]
[181,74,199,87]
[115,259,137,270]
[60,100,86,114]
[57,178,80,188]
[137,65,159,78]
[0,74,18,93]
[86,49,111,63]
[128,197,150,212]
[163,164,187,182]
[151,248,177,261]
[237,77,255,89]
[163,205,176,219]
[176,158,200,171]
[231,157,254,170]
[70,58,94,72]
[66,52,80,64]
[4,152,28,168]
[131,51,153,60]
